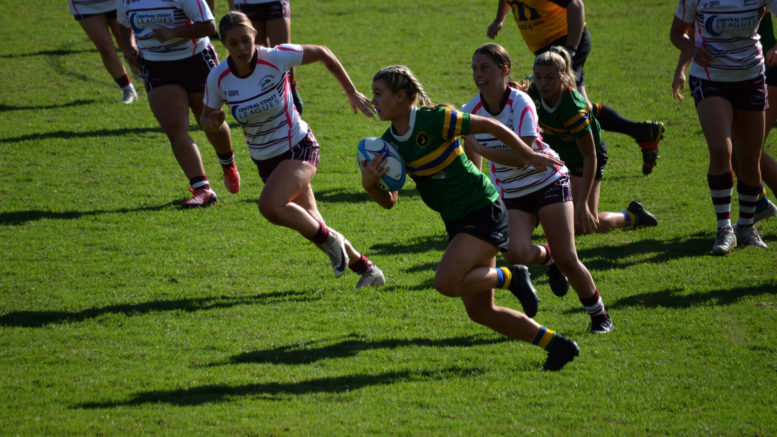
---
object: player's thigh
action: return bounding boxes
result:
[504,208,537,264]
[264,17,290,45]
[147,85,192,137]
[77,14,115,51]
[538,201,577,263]
[437,233,497,284]
[696,97,734,153]
[261,159,317,206]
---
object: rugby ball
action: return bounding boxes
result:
[357,137,406,191]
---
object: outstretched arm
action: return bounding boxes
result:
[565,0,585,52]
[300,45,375,117]
[487,0,511,39]
[469,115,564,170]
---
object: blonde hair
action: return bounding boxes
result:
[372,65,433,107]
[534,46,577,91]
[218,11,256,40]
[472,43,528,91]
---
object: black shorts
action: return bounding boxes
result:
[690,75,767,111]
[253,130,321,182]
[443,198,510,252]
[73,9,117,21]
[565,143,608,180]
[535,27,592,88]
[502,176,572,215]
[139,46,219,93]
[235,0,290,22]
[766,68,777,87]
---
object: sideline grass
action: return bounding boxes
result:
[1,0,776,435]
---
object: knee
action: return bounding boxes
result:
[503,247,536,265]
[553,252,581,274]
[257,197,282,224]
[434,275,461,298]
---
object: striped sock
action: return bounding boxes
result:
[621,210,635,227]
[579,288,606,317]
[737,181,762,226]
[190,175,210,190]
[495,267,512,289]
[308,221,330,245]
[532,326,557,349]
[217,152,235,168]
[708,172,734,229]
[540,244,553,265]
[348,254,373,274]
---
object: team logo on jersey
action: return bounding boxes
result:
[227,90,239,97]
[259,75,274,92]
[416,132,430,148]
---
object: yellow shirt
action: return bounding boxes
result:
[507,0,569,52]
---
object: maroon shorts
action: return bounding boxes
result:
[139,46,219,93]
[73,9,117,21]
[502,176,572,215]
[253,130,321,182]
[690,75,767,111]
[235,0,290,21]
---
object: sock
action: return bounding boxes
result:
[217,152,235,168]
[495,266,512,289]
[590,103,644,139]
[540,244,553,266]
[737,181,762,226]
[307,221,330,245]
[532,326,557,349]
[349,254,374,274]
[621,209,635,227]
[579,288,607,317]
[189,175,210,190]
[708,172,734,229]
[754,185,769,214]
[114,73,131,89]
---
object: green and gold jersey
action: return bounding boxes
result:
[381,106,498,220]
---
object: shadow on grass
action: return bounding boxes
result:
[0,201,179,226]
[606,281,777,310]
[0,126,162,144]
[315,187,420,204]
[0,290,319,327]
[212,333,508,366]
[0,99,98,112]
[576,232,715,270]
[76,366,486,408]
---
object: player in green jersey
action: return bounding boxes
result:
[359,65,579,370]
[527,48,658,235]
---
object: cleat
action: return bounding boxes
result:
[754,199,777,224]
[321,229,349,278]
[711,226,737,255]
[588,313,614,334]
[543,334,579,371]
[355,265,385,288]
[733,223,767,248]
[627,201,658,228]
[546,263,569,297]
[507,265,539,318]
[121,85,138,104]
[223,163,241,194]
[181,187,217,208]
[637,121,664,175]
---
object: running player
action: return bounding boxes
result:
[68,0,138,103]
[486,0,665,175]
[527,47,658,234]
[360,64,580,370]
[201,11,384,288]
[117,0,240,207]
[463,43,613,333]
[670,0,774,254]
[228,0,303,113]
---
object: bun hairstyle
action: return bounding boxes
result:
[472,43,528,91]
[218,11,256,40]
[373,65,433,107]
[534,46,577,90]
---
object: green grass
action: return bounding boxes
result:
[2,0,777,435]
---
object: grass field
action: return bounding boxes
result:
[1,0,776,435]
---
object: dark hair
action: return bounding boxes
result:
[472,43,528,91]
[218,11,256,40]
[372,65,433,106]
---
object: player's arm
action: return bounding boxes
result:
[117,24,139,68]
[465,134,537,168]
[153,20,217,42]
[487,0,511,39]
[360,157,398,209]
[564,0,585,53]
[463,135,484,171]
[670,17,713,67]
[300,45,375,118]
[573,131,599,233]
[469,115,563,170]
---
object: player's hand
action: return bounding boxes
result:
[672,69,686,102]
[348,91,376,118]
[200,110,226,132]
[692,46,714,68]
[487,20,503,39]
[574,202,598,234]
[152,27,175,42]
[527,151,564,171]
[360,154,388,190]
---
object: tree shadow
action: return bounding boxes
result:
[0,201,179,226]
[0,99,98,112]
[369,234,447,256]
[76,366,486,408]
[606,281,777,311]
[0,289,319,328]
[211,333,508,366]
[1,126,162,144]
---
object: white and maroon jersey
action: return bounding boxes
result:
[204,44,307,161]
[676,0,777,81]
[462,87,567,199]
[68,0,117,16]
[117,0,213,61]
[232,0,278,4]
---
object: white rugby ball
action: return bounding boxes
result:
[357,137,406,191]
